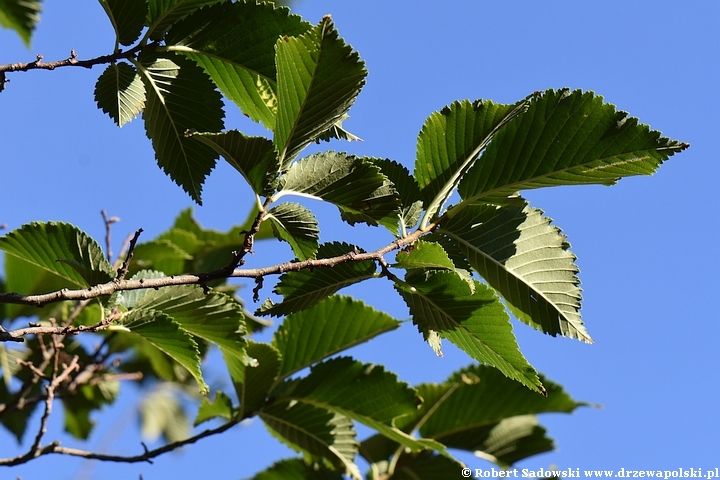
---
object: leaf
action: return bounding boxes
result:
[94,62,146,127]
[194,390,234,426]
[380,451,465,480]
[0,0,42,46]
[273,295,400,379]
[123,309,207,394]
[437,202,590,342]
[456,88,689,207]
[239,342,280,417]
[266,202,320,261]
[286,357,442,453]
[189,131,279,196]
[260,401,360,479]
[258,242,376,317]
[138,54,225,204]
[0,222,114,288]
[129,239,192,276]
[98,0,147,46]
[251,458,344,480]
[274,16,367,167]
[146,0,223,40]
[396,270,544,394]
[112,270,166,309]
[417,365,584,466]
[167,1,311,129]
[393,240,455,271]
[133,285,248,362]
[140,384,190,443]
[372,158,423,231]
[276,152,400,231]
[414,98,530,225]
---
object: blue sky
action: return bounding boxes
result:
[1,1,719,479]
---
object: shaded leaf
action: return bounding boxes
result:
[146,0,223,40]
[266,202,320,261]
[189,130,279,196]
[195,390,234,426]
[129,239,192,276]
[123,309,207,394]
[456,88,689,207]
[468,415,554,468]
[273,295,400,379]
[0,0,41,46]
[287,357,442,453]
[138,54,225,204]
[276,152,400,231]
[251,458,344,480]
[384,451,465,480]
[0,222,114,288]
[274,17,366,167]
[258,242,376,317]
[373,158,423,231]
[63,381,119,440]
[239,342,280,417]
[261,401,360,478]
[98,0,147,46]
[415,98,529,225]
[94,62,146,127]
[167,1,311,129]
[396,271,544,394]
[438,202,590,342]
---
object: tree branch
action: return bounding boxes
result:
[0,223,437,319]
[0,44,147,75]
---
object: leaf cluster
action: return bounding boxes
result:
[0,0,688,476]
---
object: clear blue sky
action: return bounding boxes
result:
[1,1,719,479]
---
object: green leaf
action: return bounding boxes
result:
[94,62,146,127]
[276,152,400,231]
[239,342,280,417]
[456,88,689,207]
[140,384,190,443]
[393,240,455,271]
[129,239,192,276]
[112,270,166,309]
[0,222,114,288]
[273,295,400,379]
[372,158,423,231]
[396,271,544,394]
[415,98,529,225]
[261,401,360,479]
[266,202,320,261]
[286,357,442,453]
[0,0,42,46]
[146,0,223,40]
[258,242,376,317]
[194,390,234,426]
[380,451,465,480]
[167,1,311,129]
[133,285,248,365]
[417,365,584,466]
[123,309,207,394]
[189,131,279,196]
[98,0,147,46]
[437,202,590,342]
[138,54,225,204]
[274,17,366,167]
[251,458,344,480]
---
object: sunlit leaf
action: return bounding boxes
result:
[140,383,190,443]
[274,17,366,167]
[393,240,455,271]
[194,390,234,426]
[437,202,590,342]
[372,158,423,231]
[396,271,544,394]
[456,88,689,207]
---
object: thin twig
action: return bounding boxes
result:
[115,228,143,282]
[101,210,120,263]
